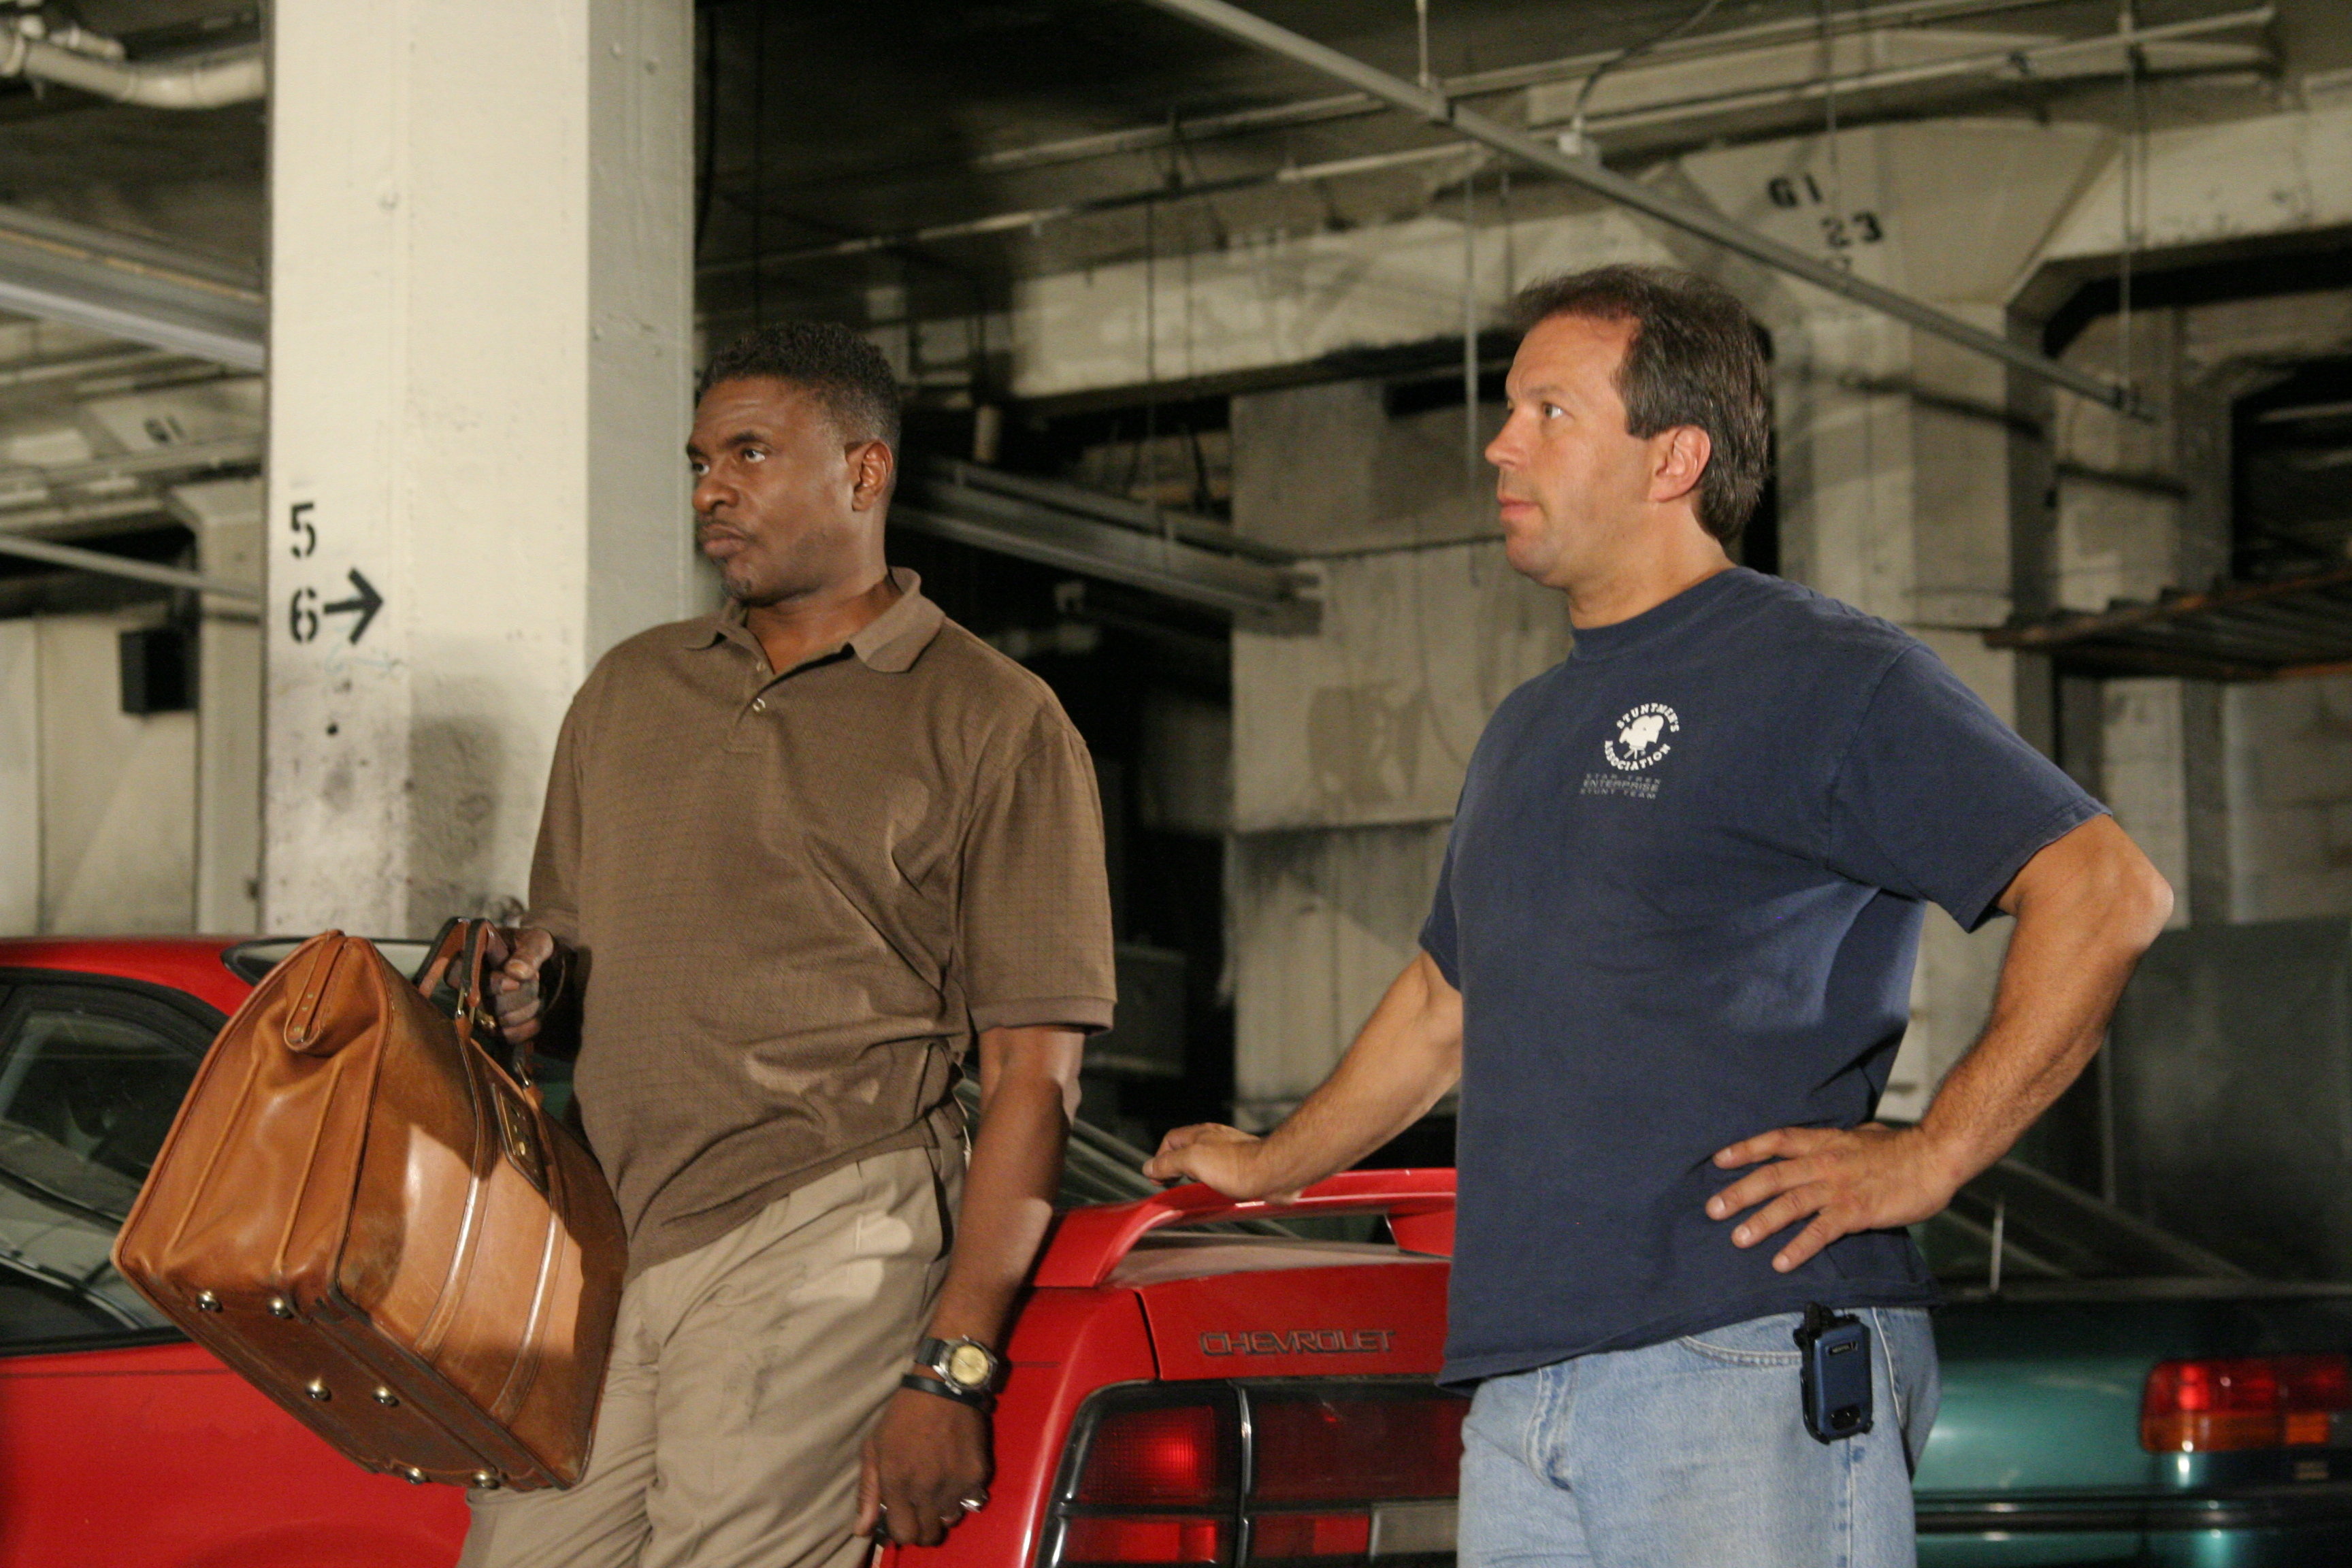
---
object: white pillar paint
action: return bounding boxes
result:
[264,0,696,937]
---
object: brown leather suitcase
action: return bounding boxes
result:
[112,922,625,1490]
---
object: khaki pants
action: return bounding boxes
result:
[459,1144,960,1568]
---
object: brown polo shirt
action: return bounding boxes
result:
[525,568,1115,1277]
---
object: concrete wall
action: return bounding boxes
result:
[1224,359,1569,1117]
[2045,288,2352,934]
[27,610,196,934]
[2224,677,2352,921]
[1228,824,1450,1126]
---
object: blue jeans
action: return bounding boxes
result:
[1458,1308,1939,1568]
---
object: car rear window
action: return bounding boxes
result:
[0,980,213,1348]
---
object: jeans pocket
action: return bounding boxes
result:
[1676,1311,1806,1366]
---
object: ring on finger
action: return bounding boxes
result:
[960,1494,988,1512]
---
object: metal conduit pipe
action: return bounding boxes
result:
[732,8,2262,276]
[886,0,2098,181]
[0,531,259,600]
[1134,0,2148,416]
[0,33,263,109]
[1578,5,2270,135]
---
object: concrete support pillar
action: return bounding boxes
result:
[1677,121,2110,1120]
[176,476,265,933]
[264,0,696,936]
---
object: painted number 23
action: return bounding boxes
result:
[1765,175,1884,250]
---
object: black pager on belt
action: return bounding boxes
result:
[1793,1303,1874,1444]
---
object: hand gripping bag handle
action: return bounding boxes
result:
[414,917,538,1088]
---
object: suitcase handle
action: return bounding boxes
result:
[282,930,354,1054]
[416,918,538,1088]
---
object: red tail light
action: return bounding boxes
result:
[1061,1518,1227,1565]
[1056,1392,1240,1568]
[1250,1388,1467,1503]
[1076,1404,1230,1508]
[1243,1386,1464,1565]
[2141,1354,2352,1452]
[1048,1384,1465,1568]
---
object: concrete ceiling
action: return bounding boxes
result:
[0,3,261,269]
[0,0,2338,610]
[1,0,2331,328]
[693,0,2318,327]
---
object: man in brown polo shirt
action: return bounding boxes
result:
[461,322,1116,1568]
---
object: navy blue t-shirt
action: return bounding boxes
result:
[1421,568,2104,1386]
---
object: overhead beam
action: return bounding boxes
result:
[0,434,261,493]
[1134,0,2144,416]
[0,205,264,370]
[0,531,261,600]
[780,0,2085,189]
[745,9,2261,276]
[895,461,1318,632]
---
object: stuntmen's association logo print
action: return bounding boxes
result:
[1603,703,1680,771]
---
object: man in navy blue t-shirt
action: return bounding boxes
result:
[1147,265,2174,1567]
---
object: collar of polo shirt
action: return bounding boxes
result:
[682,565,945,674]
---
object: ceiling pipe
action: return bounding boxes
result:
[0,203,264,370]
[1134,0,2146,416]
[0,530,259,600]
[0,346,177,389]
[0,434,261,494]
[0,31,263,110]
[1578,5,2268,135]
[845,0,2095,184]
[732,9,2261,275]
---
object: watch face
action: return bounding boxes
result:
[947,1343,994,1388]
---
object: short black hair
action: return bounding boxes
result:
[1511,265,1770,544]
[696,321,902,449]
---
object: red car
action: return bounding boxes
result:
[0,936,1465,1568]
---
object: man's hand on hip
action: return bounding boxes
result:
[484,926,555,1046]
[1143,1124,1296,1200]
[858,1384,990,1546]
[1705,1122,1962,1274]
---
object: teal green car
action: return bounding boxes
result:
[1913,1160,2352,1565]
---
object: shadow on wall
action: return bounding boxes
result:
[404,715,518,936]
[2109,917,2352,1282]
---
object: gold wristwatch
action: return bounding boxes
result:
[914,1335,1002,1399]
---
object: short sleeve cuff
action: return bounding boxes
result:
[1947,799,2110,931]
[523,906,581,950]
[1420,930,1461,991]
[970,995,1117,1035]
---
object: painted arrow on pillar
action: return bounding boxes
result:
[321,568,384,643]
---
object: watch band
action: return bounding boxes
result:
[900,1371,992,1411]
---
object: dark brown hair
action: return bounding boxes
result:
[1511,265,1769,542]
[697,321,902,450]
